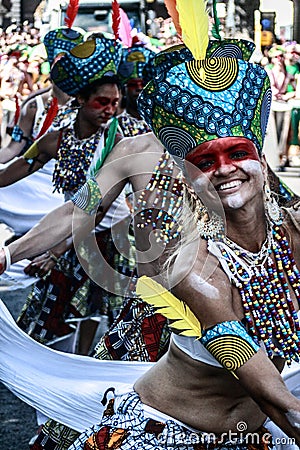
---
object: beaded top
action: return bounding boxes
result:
[52,124,103,194]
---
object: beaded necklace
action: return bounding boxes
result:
[208,222,300,364]
[135,152,183,244]
[117,112,151,137]
[52,123,103,194]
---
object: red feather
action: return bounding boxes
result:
[164,0,182,36]
[64,0,79,28]
[36,97,59,140]
[14,95,20,125]
[112,0,121,41]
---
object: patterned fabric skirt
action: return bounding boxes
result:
[30,297,170,450]
[69,391,272,450]
[17,223,136,346]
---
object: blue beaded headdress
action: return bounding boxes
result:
[50,37,122,96]
[138,57,271,160]
[117,45,156,85]
[137,1,272,160]
[43,27,86,67]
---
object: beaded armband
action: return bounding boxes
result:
[200,320,259,375]
[71,177,102,215]
[11,125,24,142]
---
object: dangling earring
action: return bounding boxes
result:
[183,181,224,240]
[264,180,282,225]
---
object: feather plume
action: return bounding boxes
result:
[119,8,132,47]
[36,97,58,140]
[164,0,182,37]
[112,0,121,41]
[176,0,209,61]
[211,0,222,40]
[136,276,201,338]
[89,117,118,177]
[64,0,79,28]
[14,95,20,125]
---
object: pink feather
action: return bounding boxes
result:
[118,8,132,47]
[64,0,79,28]
[164,0,182,36]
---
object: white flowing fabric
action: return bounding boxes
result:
[0,299,153,432]
[1,298,300,448]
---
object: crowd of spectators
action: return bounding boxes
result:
[0,22,51,146]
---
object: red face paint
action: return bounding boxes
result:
[88,96,119,110]
[127,78,144,91]
[185,138,259,173]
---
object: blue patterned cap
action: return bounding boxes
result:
[50,37,122,96]
[43,27,86,67]
[138,42,271,160]
[117,45,156,85]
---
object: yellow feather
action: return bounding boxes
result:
[176,0,209,61]
[136,276,201,338]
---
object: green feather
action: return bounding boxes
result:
[89,117,118,177]
[211,0,222,41]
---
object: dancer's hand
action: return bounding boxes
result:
[24,251,58,278]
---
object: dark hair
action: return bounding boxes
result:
[78,75,122,101]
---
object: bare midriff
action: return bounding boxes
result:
[134,340,285,434]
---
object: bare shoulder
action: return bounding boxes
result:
[170,238,233,326]
[284,201,300,228]
[36,129,62,158]
[283,202,300,262]
[113,132,164,156]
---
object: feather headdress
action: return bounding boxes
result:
[119,8,133,48]
[164,0,182,37]
[89,117,118,178]
[36,97,58,140]
[14,95,20,125]
[64,0,79,28]
[165,0,209,62]
[136,276,202,338]
[176,0,209,61]
[112,0,121,41]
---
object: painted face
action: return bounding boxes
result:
[184,137,265,211]
[126,78,144,102]
[81,83,120,126]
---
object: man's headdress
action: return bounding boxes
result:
[138,0,272,161]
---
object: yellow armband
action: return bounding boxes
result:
[23,142,39,163]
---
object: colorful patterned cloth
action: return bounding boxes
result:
[69,391,272,450]
[51,37,122,96]
[43,27,86,67]
[117,45,156,85]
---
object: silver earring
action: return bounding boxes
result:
[183,182,224,240]
[264,181,282,225]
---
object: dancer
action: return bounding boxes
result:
[2,24,300,448]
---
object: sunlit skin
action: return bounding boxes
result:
[184,137,266,212]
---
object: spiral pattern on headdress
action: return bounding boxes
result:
[210,43,243,60]
[187,58,239,91]
[206,336,256,371]
[158,127,196,159]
